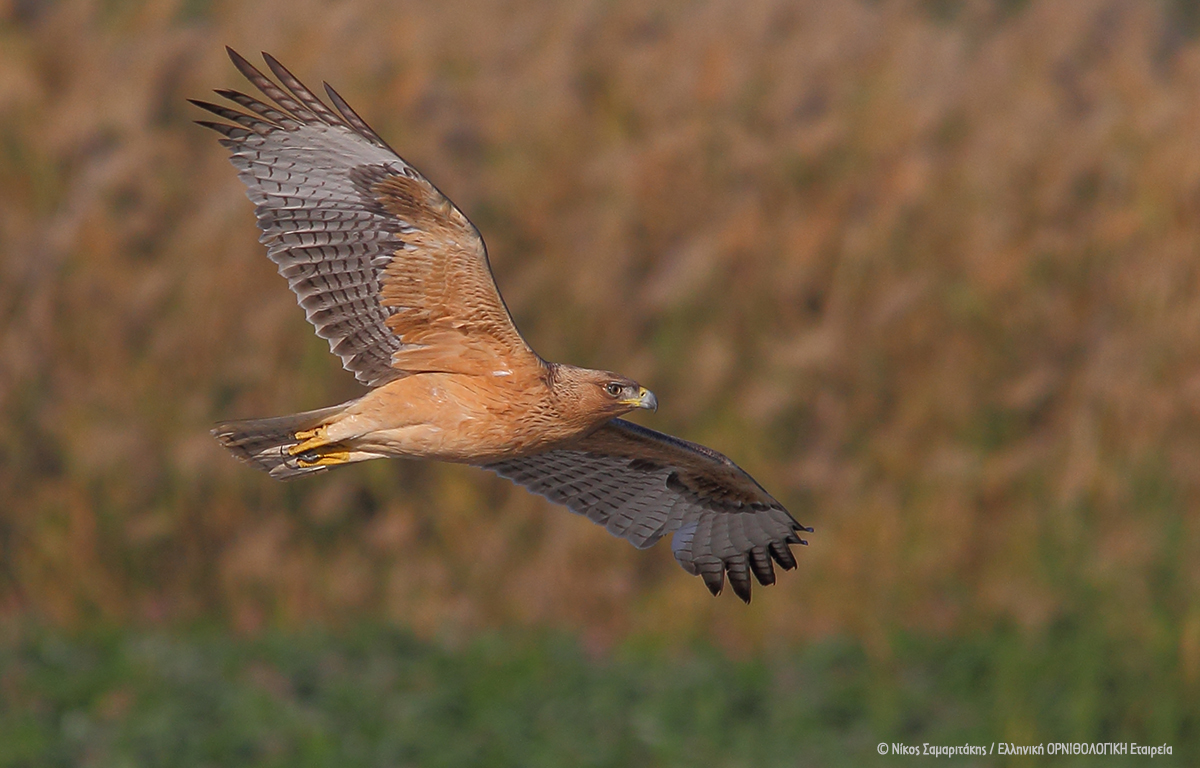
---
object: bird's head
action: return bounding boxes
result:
[548,364,657,429]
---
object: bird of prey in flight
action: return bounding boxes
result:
[194,48,810,602]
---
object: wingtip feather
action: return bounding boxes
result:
[727,562,753,604]
[225,46,255,74]
[193,119,249,139]
[260,52,339,126]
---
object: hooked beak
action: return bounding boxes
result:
[625,387,657,412]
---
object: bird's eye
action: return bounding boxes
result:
[606,382,623,397]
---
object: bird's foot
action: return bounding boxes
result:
[290,426,331,456]
[295,445,351,467]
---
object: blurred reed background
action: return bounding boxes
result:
[2,0,1199,764]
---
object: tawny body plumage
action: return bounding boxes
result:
[199,49,811,603]
[291,364,639,464]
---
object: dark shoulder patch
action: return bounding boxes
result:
[609,418,738,467]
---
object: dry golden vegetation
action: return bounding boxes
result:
[2,0,1199,664]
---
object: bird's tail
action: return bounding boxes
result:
[212,401,360,480]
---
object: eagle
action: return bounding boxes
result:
[194,48,810,602]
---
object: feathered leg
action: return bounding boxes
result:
[212,401,365,480]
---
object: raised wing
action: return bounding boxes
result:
[483,419,810,602]
[192,48,538,387]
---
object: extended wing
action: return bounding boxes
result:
[192,48,539,387]
[483,419,810,602]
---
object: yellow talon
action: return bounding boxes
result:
[289,425,330,456]
[296,448,350,467]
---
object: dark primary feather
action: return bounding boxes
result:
[484,419,811,603]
